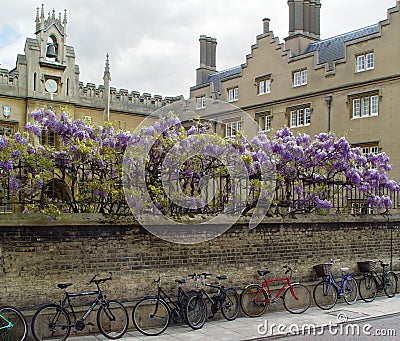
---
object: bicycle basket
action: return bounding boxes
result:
[313,263,332,277]
[357,260,376,273]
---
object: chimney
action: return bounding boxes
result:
[262,18,270,34]
[196,35,217,85]
[285,0,320,55]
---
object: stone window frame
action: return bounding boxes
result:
[196,95,206,109]
[257,112,272,132]
[293,69,307,87]
[255,74,272,96]
[227,86,239,103]
[287,104,311,128]
[355,51,374,73]
[349,91,379,119]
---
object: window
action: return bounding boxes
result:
[41,129,56,147]
[225,120,242,137]
[227,87,239,102]
[0,121,17,136]
[351,94,379,118]
[293,69,307,87]
[356,52,374,72]
[289,107,311,128]
[256,76,271,95]
[196,96,206,109]
[353,143,380,155]
[258,114,271,132]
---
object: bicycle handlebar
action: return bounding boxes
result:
[329,258,340,264]
[89,272,112,284]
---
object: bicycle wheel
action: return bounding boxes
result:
[313,280,337,310]
[384,271,398,298]
[221,287,239,321]
[185,294,207,330]
[0,306,28,341]
[132,297,170,336]
[31,304,71,341]
[283,283,311,314]
[240,284,268,317]
[97,300,128,339]
[178,289,198,324]
[343,277,358,304]
[358,274,378,302]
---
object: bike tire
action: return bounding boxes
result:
[185,294,207,330]
[240,284,268,317]
[0,306,28,341]
[384,271,398,298]
[343,277,358,305]
[31,303,71,341]
[178,289,198,324]
[282,283,311,314]
[313,280,337,310]
[97,300,129,339]
[358,274,378,302]
[221,287,240,321]
[132,296,170,336]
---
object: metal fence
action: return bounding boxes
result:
[0,161,398,216]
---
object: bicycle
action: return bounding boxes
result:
[358,259,398,302]
[313,259,358,310]
[132,275,205,336]
[31,273,128,340]
[240,265,311,316]
[0,305,28,341]
[185,273,239,328]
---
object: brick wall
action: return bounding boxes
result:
[0,213,399,309]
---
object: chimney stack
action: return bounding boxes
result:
[196,35,217,85]
[285,0,320,55]
[262,18,270,34]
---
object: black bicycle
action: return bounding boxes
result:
[185,273,239,329]
[0,305,28,341]
[132,275,204,336]
[31,273,128,340]
[358,260,398,302]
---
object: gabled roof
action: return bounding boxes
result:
[204,66,242,93]
[304,24,380,70]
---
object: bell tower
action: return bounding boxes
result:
[22,4,79,100]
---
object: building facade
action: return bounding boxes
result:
[190,0,400,182]
[0,5,179,146]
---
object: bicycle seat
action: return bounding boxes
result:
[381,262,389,267]
[175,279,186,284]
[340,267,349,273]
[57,283,73,289]
[257,270,270,276]
[216,275,227,280]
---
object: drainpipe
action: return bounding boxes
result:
[324,95,332,132]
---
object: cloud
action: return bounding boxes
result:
[0,0,396,97]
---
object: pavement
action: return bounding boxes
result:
[65,294,400,340]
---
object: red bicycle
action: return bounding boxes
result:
[240,265,311,316]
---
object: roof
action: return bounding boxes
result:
[304,24,380,70]
[204,66,242,94]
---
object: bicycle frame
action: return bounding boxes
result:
[322,272,354,296]
[61,289,105,324]
[257,276,298,303]
[0,312,12,330]
[199,283,225,305]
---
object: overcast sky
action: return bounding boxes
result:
[0,0,396,98]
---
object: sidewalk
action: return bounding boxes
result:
[67,295,400,340]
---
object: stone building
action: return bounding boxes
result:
[190,0,400,183]
[0,5,179,146]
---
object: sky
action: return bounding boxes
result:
[0,0,396,98]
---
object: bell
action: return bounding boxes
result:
[46,44,57,58]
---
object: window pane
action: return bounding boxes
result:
[301,70,307,85]
[234,87,238,101]
[258,81,265,95]
[258,116,265,131]
[356,55,365,72]
[226,123,231,137]
[265,115,271,131]
[361,97,369,116]
[366,53,374,70]
[352,98,361,118]
[370,95,378,115]
[304,108,311,126]
[370,146,379,154]
[297,109,304,126]
[237,120,242,131]
[293,72,300,87]
[265,79,271,93]
[290,111,297,127]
